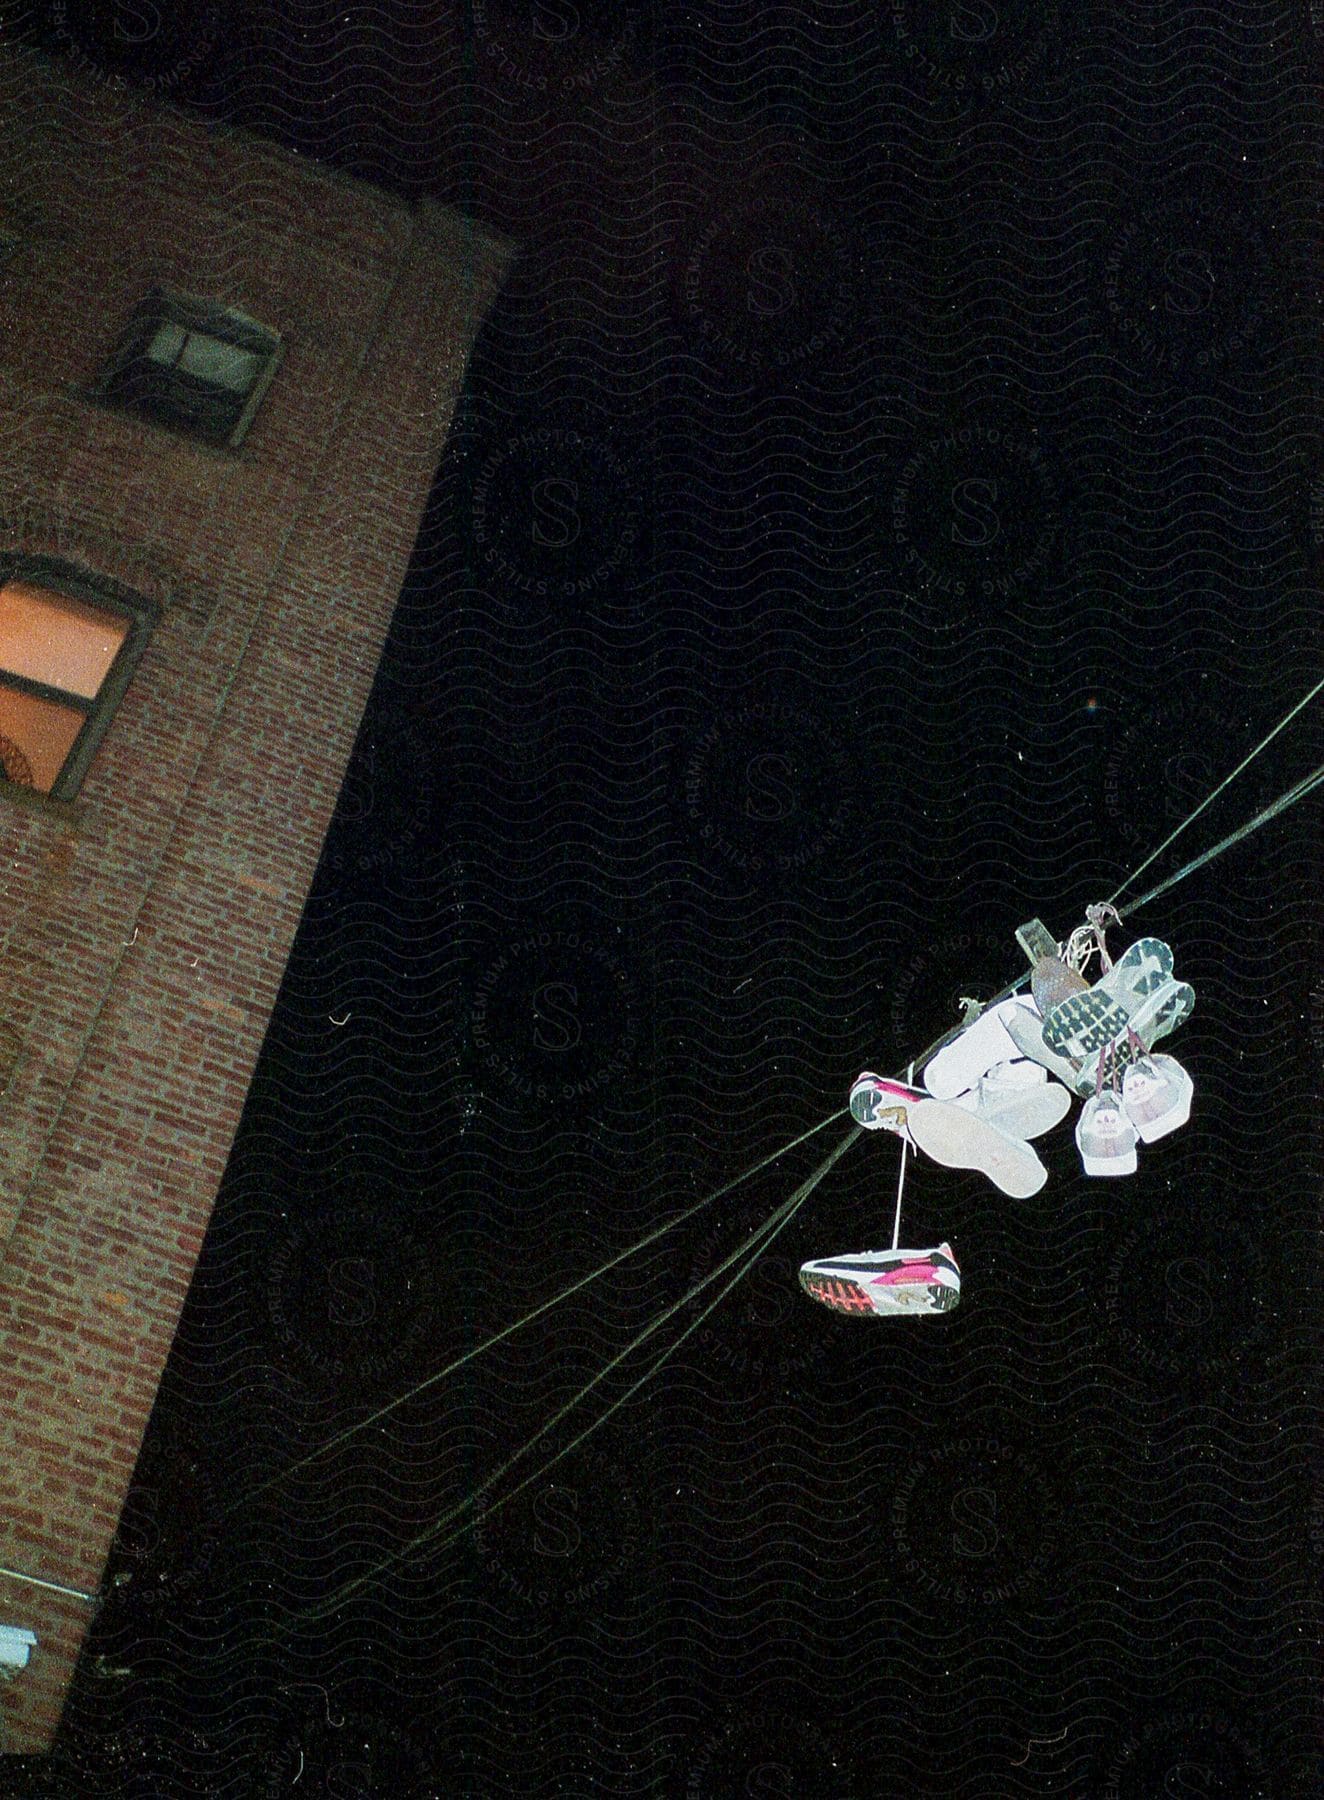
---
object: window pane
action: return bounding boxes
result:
[0,581,130,699]
[0,681,86,794]
[178,331,260,393]
[146,321,188,366]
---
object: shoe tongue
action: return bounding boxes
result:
[1086,1093,1128,1129]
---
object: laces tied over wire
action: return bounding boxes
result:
[1063,900,1122,977]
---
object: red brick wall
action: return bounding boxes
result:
[0,46,511,1752]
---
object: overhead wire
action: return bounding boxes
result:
[222,1106,842,1519]
[1108,673,1324,909]
[235,671,1323,1616]
[1120,760,1324,915]
[283,1127,859,1628]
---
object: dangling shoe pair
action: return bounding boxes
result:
[923,995,1090,1098]
[1074,1053,1193,1177]
[1040,937,1194,1065]
[849,1068,1061,1199]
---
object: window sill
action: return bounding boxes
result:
[0,778,86,825]
[69,386,253,458]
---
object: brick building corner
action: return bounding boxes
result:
[0,44,512,1753]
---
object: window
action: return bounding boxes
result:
[0,570,155,799]
[94,288,281,448]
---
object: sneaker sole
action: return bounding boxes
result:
[799,1271,878,1314]
[1127,980,1195,1050]
[1001,1001,1093,1093]
[907,1097,1047,1198]
[799,1268,960,1317]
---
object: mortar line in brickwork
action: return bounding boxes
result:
[0,202,429,1268]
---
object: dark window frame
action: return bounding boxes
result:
[0,557,159,801]
[91,285,282,450]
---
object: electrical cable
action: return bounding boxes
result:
[228,681,1324,1533]
[283,1128,859,1627]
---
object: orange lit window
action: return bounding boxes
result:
[0,574,152,799]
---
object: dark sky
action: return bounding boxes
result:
[8,3,1323,1795]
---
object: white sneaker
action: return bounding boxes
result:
[1001,1001,1093,1095]
[1121,1054,1193,1143]
[1126,979,1195,1051]
[907,1096,1048,1198]
[1075,1089,1138,1177]
[955,1062,1073,1141]
[921,998,1032,1101]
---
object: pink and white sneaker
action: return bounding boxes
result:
[849,1072,925,1137]
[799,1243,961,1316]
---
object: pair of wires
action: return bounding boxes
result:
[233,674,1323,1630]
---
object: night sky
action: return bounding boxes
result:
[6,3,1322,1795]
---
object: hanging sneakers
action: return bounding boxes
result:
[1125,979,1195,1051]
[921,997,1034,1101]
[1001,1000,1093,1095]
[954,1060,1073,1141]
[1041,938,1194,1065]
[907,1096,1048,1198]
[1074,1089,1138,1177]
[1121,1053,1193,1143]
[799,1244,961,1317]
[849,1072,924,1135]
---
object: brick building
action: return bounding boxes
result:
[0,45,510,1753]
